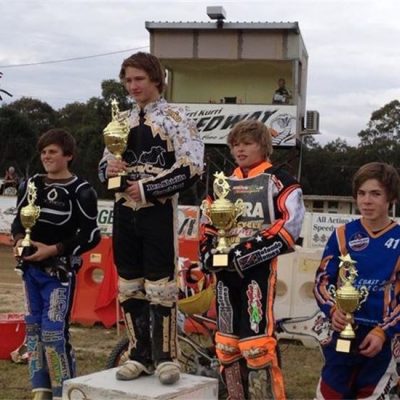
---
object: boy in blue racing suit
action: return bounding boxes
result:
[314,162,400,399]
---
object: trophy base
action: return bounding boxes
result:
[108,175,128,191]
[17,245,36,258]
[336,338,352,353]
[213,253,229,267]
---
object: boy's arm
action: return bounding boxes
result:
[377,267,400,340]
[228,182,305,274]
[98,147,115,184]
[313,231,341,318]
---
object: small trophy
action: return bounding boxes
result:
[103,98,130,190]
[17,181,41,258]
[201,172,244,267]
[329,254,369,353]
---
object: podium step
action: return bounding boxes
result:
[63,368,218,400]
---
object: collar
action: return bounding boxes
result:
[233,161,272,178]
[133,97,165,114]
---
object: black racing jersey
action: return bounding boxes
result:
[12,174,101,256]
[99,98,204,205]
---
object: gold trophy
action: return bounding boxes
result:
[329,254,369,353]
[103,98,130,190]
[201,172,244,267]
[17,181,40,258]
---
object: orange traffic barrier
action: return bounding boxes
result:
[71,237,118,328]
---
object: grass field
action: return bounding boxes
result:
[0,245,323,399]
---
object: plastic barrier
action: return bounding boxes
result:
[275,252,296,319]
[71,237,118,328]
[290,248,322,318]
[0,313,26,360]
[178,206,200,262]
[179,238,200,262]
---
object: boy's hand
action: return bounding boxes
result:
[13,239,23,259]
[331,308,348,332]
[126,180,142,202]
[359,332,385,357]
[23,241,58,262]
[106,159,126,178]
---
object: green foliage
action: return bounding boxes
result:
[358,99,400,146]
[1,89,399,200]
[0,105,39,179]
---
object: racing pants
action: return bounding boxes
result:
[113,199,178,366]
[215,260,286,400]
[24,265,76,399]
[316,326,397,399]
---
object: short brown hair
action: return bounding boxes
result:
[227,120,273,159]
[37,129,77,161]
[352,162,400,203]
[119,52,165,94]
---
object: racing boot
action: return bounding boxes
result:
[116,298,154,380]
[151,303,180,384]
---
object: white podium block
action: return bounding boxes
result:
[63,368,218,400]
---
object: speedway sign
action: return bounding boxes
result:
[178,103,297,146]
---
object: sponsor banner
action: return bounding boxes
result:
[310,213,356,248]
[177,103,297,146]
[0,197,200,241]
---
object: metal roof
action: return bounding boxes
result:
[145,21,300,34]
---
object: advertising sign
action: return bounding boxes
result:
[310,213,357,248]
[177,103,297,146]
[0,197,200,242]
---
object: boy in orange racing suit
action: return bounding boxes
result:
[200,120,305,399]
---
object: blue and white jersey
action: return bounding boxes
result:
[314,218,400,339]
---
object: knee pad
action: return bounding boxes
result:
[215,331,242,365]
[145,278,178,307]
[118,277,145,303]
[239,336,278,369]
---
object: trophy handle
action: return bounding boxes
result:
[358,286,368,307]
[234,199,244,221]
[328,284,336,299]
[200,200,212,223]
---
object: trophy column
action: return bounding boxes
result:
[201,172,244,268]
[329,254,369,353]
[103,99,130,191]
[15,182,41,273]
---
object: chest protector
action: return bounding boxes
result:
[225,173,275,243]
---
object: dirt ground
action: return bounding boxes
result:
[0,245,25,313]
[0,245,322,399]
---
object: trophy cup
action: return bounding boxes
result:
[17,181,40,258]
[201,172,244,267]
[103,98,130,190]
[328,254,369,353]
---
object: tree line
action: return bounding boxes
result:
[0,77,399,203]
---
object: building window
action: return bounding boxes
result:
[313,200,324,212]
[327,201,338,214]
